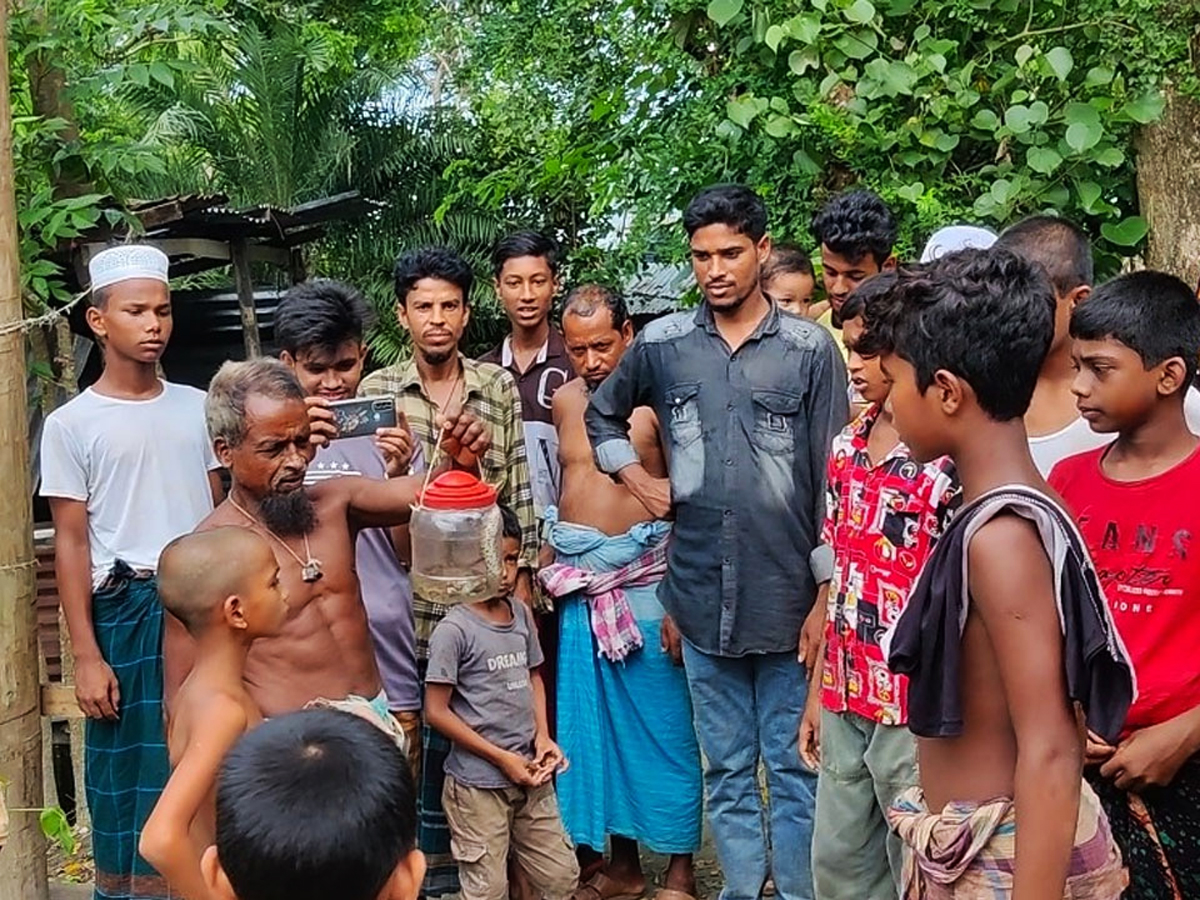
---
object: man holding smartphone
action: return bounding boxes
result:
[275,278,424,773]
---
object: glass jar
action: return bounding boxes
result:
[410,470,503,606]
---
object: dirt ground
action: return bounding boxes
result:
[48,829,729,900]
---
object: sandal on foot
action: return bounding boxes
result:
[652,890,699,900]
[572,872,646,900]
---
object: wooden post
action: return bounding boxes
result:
[231,240,262,358]
[288,248,307,285]
[0,1,49,895]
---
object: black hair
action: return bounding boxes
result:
[274,280,372,357]
[497,503,522,544]
[762,243,815,281]
[394,246,474,307]
[866,248,1055,421]
[1071,270,1200,391]
[492,231,560,279]
[215,709,416,900]
[994,214,1094,294]
[562,284,629,332]
[810,190,897,266]
[840,270,900,327]
[683,184,768,241]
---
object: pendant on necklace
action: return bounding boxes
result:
[302,559,324,583]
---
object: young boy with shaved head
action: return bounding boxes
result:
[141,528,289,900]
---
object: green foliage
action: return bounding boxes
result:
[121,18,404,207]
[0,775,75,855]
[39,806,76,856]
[434,0,1196,280]
[9,0,229,308]
[11,0,1196,370]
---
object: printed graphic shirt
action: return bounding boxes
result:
[426,599,545,789]
[1051,443,1200,733]
[821,404,960,724]
[479,330,572,517]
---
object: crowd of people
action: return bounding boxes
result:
[39,182,1200,900]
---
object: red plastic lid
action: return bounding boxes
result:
[419,471,498,510]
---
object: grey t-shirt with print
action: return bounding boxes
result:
[426,599,545,789]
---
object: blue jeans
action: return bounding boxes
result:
[682,640,817,900]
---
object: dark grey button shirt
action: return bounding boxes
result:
[585,303,848,657]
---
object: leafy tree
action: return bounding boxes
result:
[11,0,228,306]
[434,0,1194,279]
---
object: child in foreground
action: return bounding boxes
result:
[424,505,579,900]
[800,274,960,900]
[201,708,426,900]
[140,528,288,899]
[1049,271,1200,897]
[865,248,1134,899]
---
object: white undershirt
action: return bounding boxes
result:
[40,381,220,587]
[1029,386,1200,477]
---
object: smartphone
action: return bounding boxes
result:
[328,397,398,440]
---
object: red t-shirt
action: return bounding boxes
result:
[1050,443,1200,733]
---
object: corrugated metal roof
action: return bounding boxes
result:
[61,192,385,288]
[624,263,693,315]
[128,191,384,244]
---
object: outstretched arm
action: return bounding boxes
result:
[338,408,490,529]
[140,697,248,900]
[970,514,1082,900]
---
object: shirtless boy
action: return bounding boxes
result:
[167,357,488,718]
[865,249,1133,899]
[140,528,287,899]
[541,285,703,900]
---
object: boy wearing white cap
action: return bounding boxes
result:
[40,245,222,899]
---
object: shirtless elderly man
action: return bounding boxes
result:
[539,286,703,900]
[166,357,487,721]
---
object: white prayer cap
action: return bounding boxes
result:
[919,225,998,263]
[88,245,170,292]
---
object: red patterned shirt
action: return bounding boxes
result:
[820,404,960,724]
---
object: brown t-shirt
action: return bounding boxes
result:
[479,330,572,515]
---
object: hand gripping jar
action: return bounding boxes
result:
[410,470,503,605]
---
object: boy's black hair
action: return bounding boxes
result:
[215,709,416,900]
[492,231,560,279]
[497,503,522,543]
[840,271,902,356]
[274,280,372,357]
[1071,270,1200,391]
[866,248,1055,421]
[810,190,897,266]
[994,214,1093,295]
[762,243,814,280]
[683,184,768,241]
[562,283,629,332]
[394,246,474,307]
